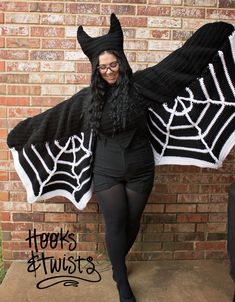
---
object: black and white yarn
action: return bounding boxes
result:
[11,132,94,210]
[8,26,235,210]
[148,30,235,168]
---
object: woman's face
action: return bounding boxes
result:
[98,52,120,85]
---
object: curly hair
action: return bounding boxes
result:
[88,50,140,137]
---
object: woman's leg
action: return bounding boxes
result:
[124,188,150,256]
[96,183,134,299]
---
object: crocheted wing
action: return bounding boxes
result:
[7,88,94,210]
[134,22,235,168]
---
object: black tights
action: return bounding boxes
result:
[96,183,150,298]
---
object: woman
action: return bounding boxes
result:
[7,13,235,302]
[89,50,155,301]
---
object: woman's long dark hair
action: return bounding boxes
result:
[88,50,138,137]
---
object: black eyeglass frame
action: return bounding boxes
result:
[97,61,119,73]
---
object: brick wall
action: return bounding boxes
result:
[0,0,235,269]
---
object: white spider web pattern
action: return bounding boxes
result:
[148,30,235,168]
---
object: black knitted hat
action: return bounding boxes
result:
[77,13,124,63]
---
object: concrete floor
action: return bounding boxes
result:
[0,260,234,302]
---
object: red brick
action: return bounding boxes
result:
[65,74,91,85]
[1,25,29,36]
[113,0,146,2]
[0,50,28,60]
[166,204,196,213]
[9,192,27,202]
[0,150,8,160]
[151,29,171,39]
[30,51,63,61]
[143,232,174,242]
[174,251,205,260]
[0,2,29,12]
[3,241,29,250]
[0,61,5,71]
[143,224,163,233]
[144,204,165,213]
[195,241,226,250]
[207,223,226,233]
[172,7,205,18]
[30,2,64,13]
[7,62,40,72]
[76,63,92,73]
[163,241,194,251]
[0,129,8,139]
[144,214,176,223]
[177,214,208,223]
[0,37,4,47]
[12,251,32,260]
[0,191,9,201]
[219,0,235,8]
[77,242,97,251]
[2,232,12,241]
[0,212,10,221]
[66,3,100,14]
[207,9,235,19]
[176,232,205,241]
[209,213,227,222]
[149,0,181,3]
[173,30,193,41]
[6,38,40,48]
[178,194,209,203]
[0,97,30,106]
[0,119,7,128]
[13,213,44,222]
[0,140,8,150]
[2,250,13,260]
[75,15,107,27]
[125,40,148,50]
[0,74,29,84]
[0,171,8,181]
[31,97,64,107]
[197,204,227,213]
[137,6,171,16]
[0,108,6,118]
[167,184,189,194]
[154,184,168,193]
[0,13,3,23]
[31,27,64,37]
[45,213,77,222]
[101,4,136,15]
[77,223,99,233]
[210,194,227,203]
[119,16,147,27]
[7,86,41,96]
[42,39,76,49]
[200,184,223,194]
[149,193,177,204]
[5,13,40,24]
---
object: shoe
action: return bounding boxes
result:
[116,282,136,302]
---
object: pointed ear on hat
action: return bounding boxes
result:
[77,13,124,63]
[77,25,92,44]
[109,13,122,34]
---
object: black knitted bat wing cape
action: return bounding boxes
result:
[7,21,235,210]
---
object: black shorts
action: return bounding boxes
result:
[93,138,155,195]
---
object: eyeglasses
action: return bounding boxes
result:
[97,61,119,73]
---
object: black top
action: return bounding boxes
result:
[93,85,153,176]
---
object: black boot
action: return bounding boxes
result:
[116,282,136,302]
[112,269,136,302]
